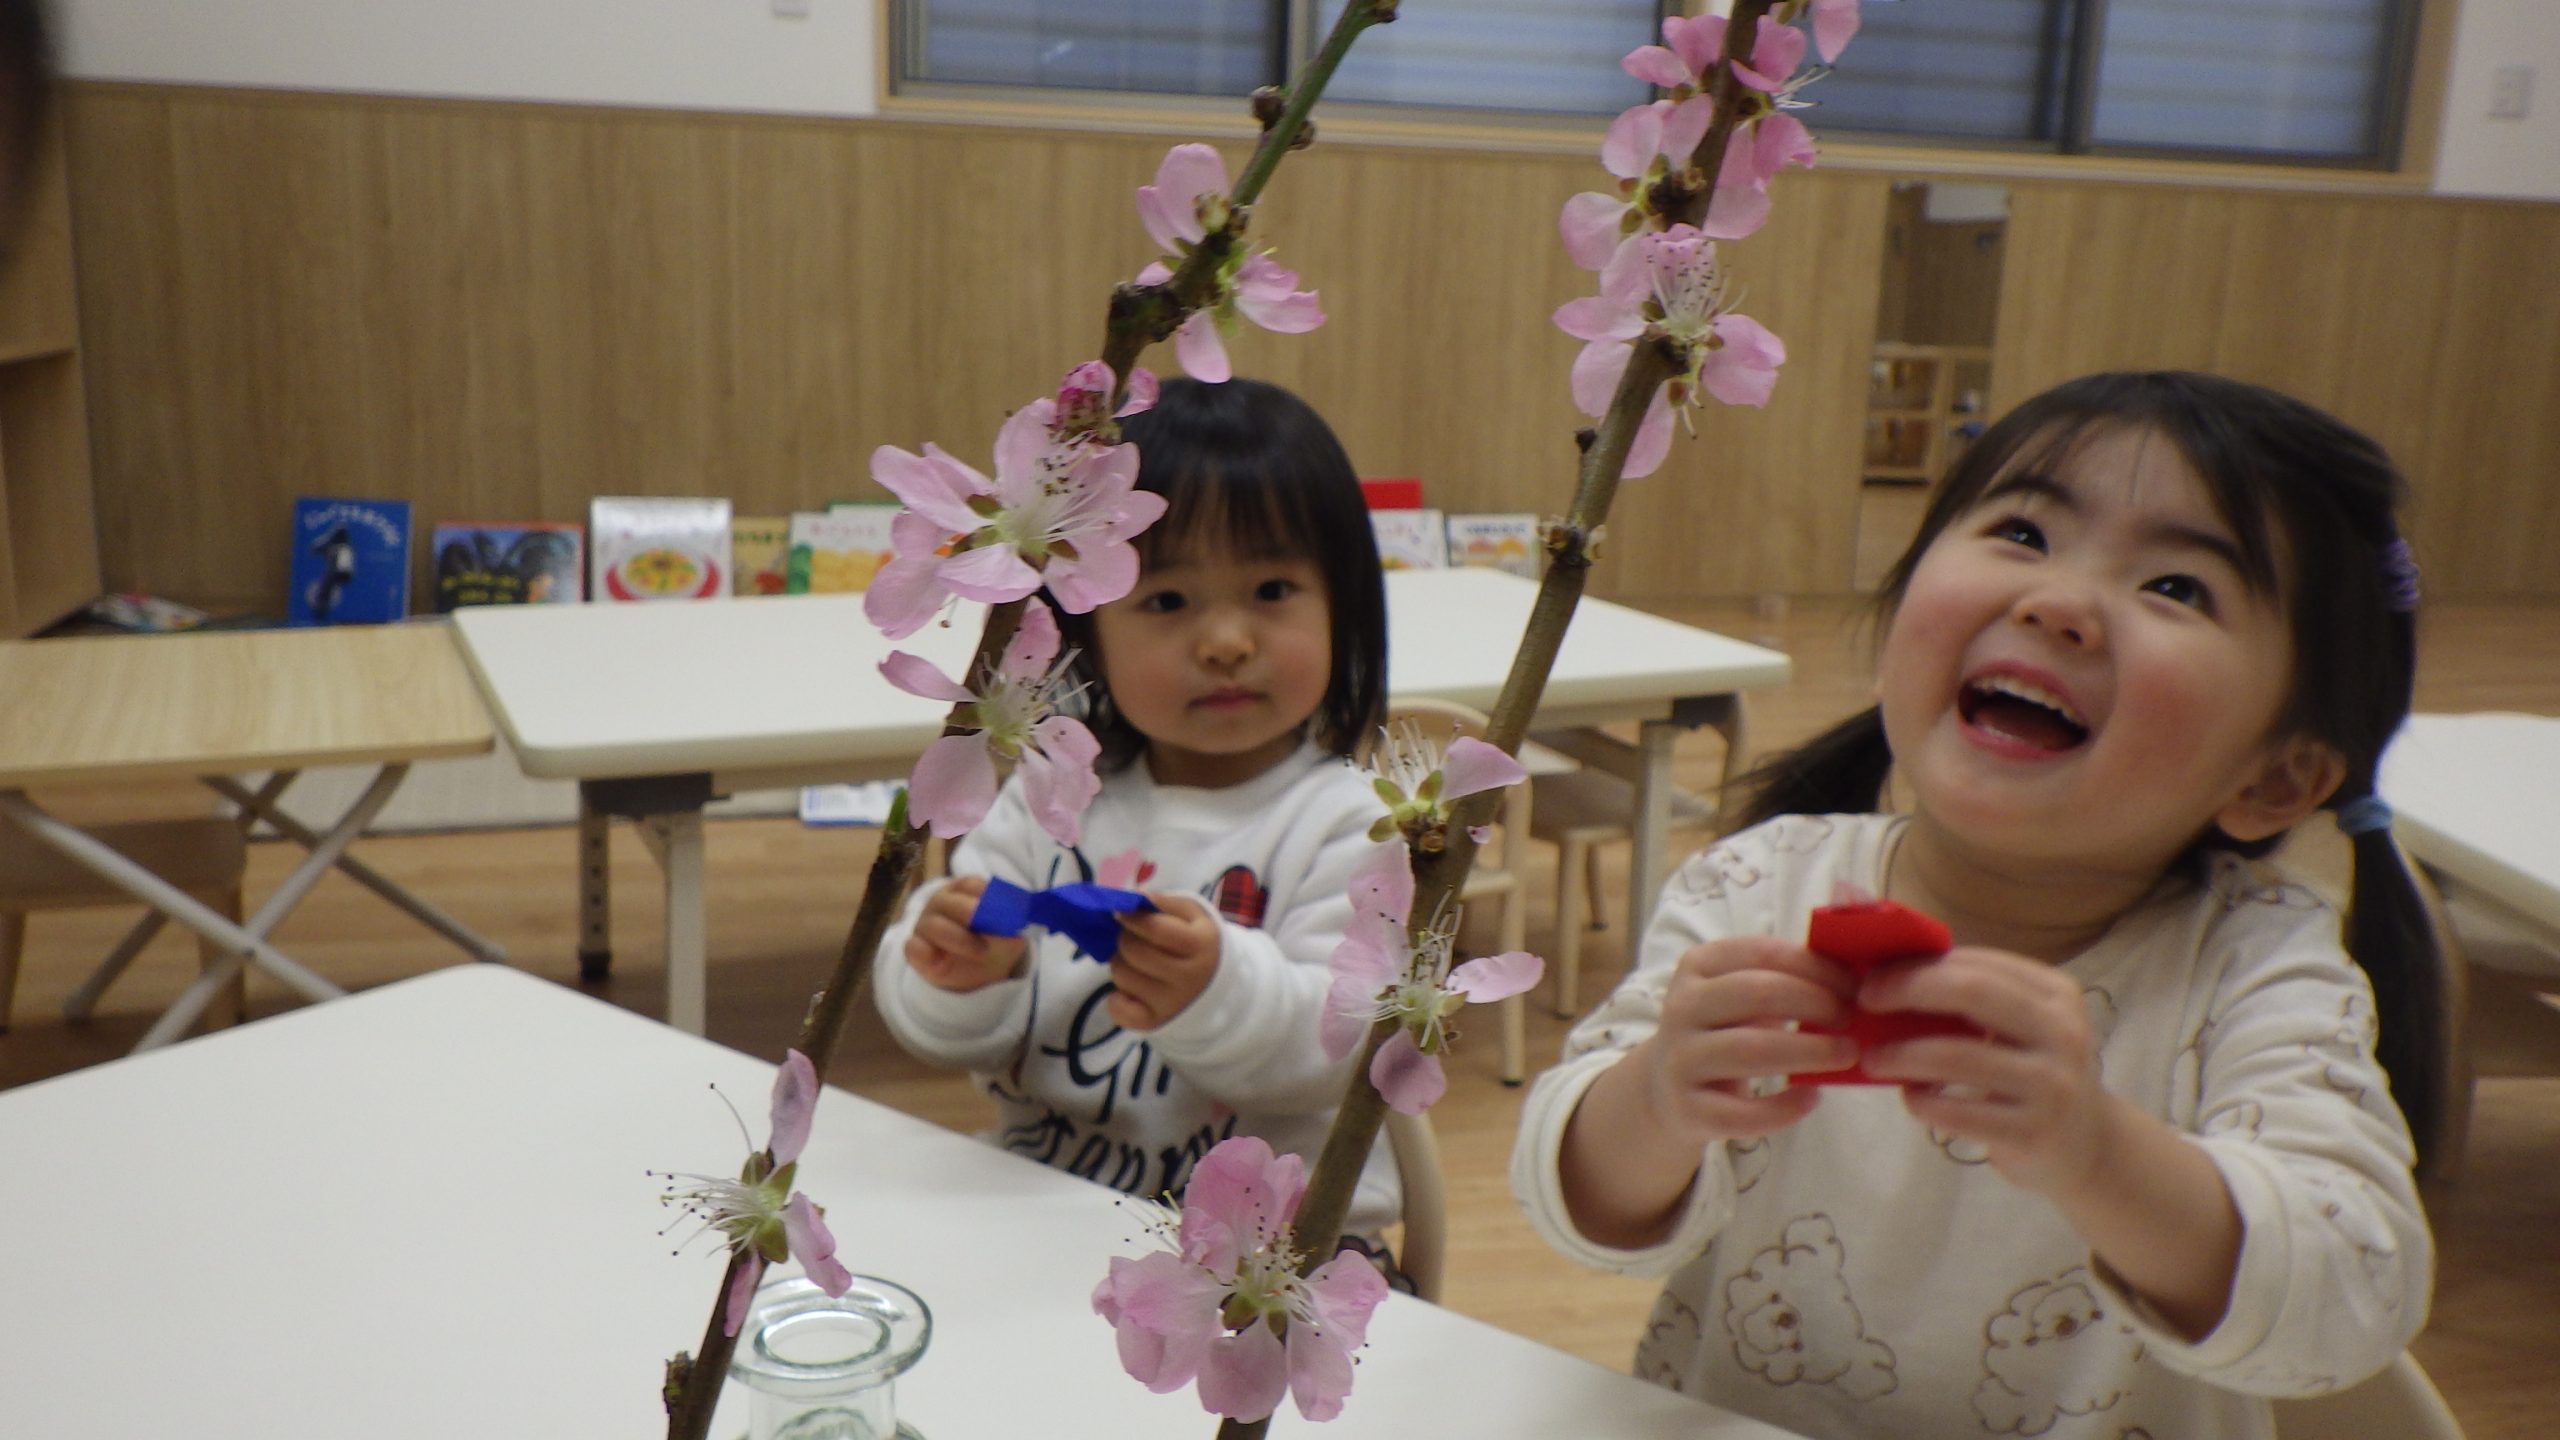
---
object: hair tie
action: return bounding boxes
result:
[2381,538,2420,613]
[2336,795,2394,837]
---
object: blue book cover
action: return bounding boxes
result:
[289,497,412,625]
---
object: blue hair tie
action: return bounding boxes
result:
[2336,796,2394,837]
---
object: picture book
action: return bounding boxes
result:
[430,521,584,611]
[732,516,792,597]
[288,497,412,625]
[786,506,898,593]
[1369,508,1448,570]
[798,779,901,828]
[1447,512,1542,579]
[589,497,732,602]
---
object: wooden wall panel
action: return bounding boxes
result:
[62,85,1884,610]
[59,83,2560,611]
[1994,183,2560,598]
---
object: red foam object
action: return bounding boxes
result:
[1793,898,1975,1086]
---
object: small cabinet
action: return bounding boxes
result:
[1862,342,1990,487]
[0,116,98,637]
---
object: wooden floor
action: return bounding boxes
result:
[5,596,2556,1436]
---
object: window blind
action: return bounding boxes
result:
[2090,0,2399,157]
[914,0,1281,97]
[1314,0,1659,116]
[1802,0,2058,142]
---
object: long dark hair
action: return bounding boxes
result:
[1055,376,1387,772]
[1733,371,2444,1162]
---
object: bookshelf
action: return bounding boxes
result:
[0,117,98,638]
[1861,341,1990,486]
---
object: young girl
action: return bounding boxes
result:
[1513,371,2439,1439]
[873,376,1404,1240]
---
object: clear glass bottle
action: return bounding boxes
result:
[730,1274,931,1440]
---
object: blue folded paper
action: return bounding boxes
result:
[969,878,1156,962]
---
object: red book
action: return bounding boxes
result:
[1360,477,1423,511]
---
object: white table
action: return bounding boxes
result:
[2380,711,2560,956]
[452,570,1791,1032]
[0,965,1807,1439]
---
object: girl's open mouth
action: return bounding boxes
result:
[1958,675,2090,752]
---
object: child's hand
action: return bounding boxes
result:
[1106,892,1222,1032]
[1857,947,2113,1195]
[902,875,1028,993]
[1636,936,1862,1146]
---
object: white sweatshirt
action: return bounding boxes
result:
[1512,814,2432,1440]
[875,742,1400,1238]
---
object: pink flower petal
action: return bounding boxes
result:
[879,649,973,703]
[1702,182,1773,242]
[1044,537,1141,614]
[1233,255,1323,334]
[1321,936,1398,1060]
[1662,14,1727,79]
[1117,367,1161,417]
[1346,844,1414,935]
[1662,95,1714,168]
[1569,338,1634,419]
[1001,600,1061,677]
[991,402,1062,493]
[1438,736,1528,802]
[862,554,950,640]
[1138,143,1229,248]
[1369,1029,1446,1115]
[1285,1321,1357,1422]
[1755,112,1820,177]
[1623,393,1676,480]
[1020,717,1103,847]
[768,1049,818,1164]
[1559,191,1631,272]
[1619,43,1691,90]
[938,542,1045,604]
[1171,312,1231,384]
[1554,293,1635,346]
[1451,950,1545,1004]
[1702,312,1786,408]
[905,734,999,838]
[723,1254,768,1338]
[1199,1322,1290,1423]
[1812,0,1862,64]
[1289,1257,1387,1420]
[1598,103,1664,180]
[1732,16,1805,91]
[868,444,985,533]
[782,1193,852,1297]
[1183,1137,1302,1272]
[1135,259,1174,288]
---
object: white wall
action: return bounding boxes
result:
[2432,0,2560,201]
[59,0,881,118]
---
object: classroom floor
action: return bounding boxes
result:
[4,595,2556,1437]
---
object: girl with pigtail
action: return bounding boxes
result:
[1515,370,2442,1440]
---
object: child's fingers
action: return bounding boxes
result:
[1862,1034,2042,1100]
[1863,948,2087,1053]
[1679,936,1858,1000]
[912,910,990,961]
[1103,987,1162,1032]
[1672,966,1853,1032]
[1656,1076,1823,1140]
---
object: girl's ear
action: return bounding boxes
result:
[2216,736,2348,843]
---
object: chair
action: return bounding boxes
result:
[0,816,250,1035]
[1382,1106,1446,1303]
[1525,740,1719,1018]
[1372,699,1535,1085]
[2271,1352,2466,1439]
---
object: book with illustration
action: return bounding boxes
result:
[1368,508,1448,570]
[1446,512,1542,578]
[786,505,898,594]
[589,497,733,602]
[732,515,792,597]
[288,497,413,625]
[430,521,585,611]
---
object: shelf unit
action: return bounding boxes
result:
[1861,341,1991,486]
[0,116,99,638]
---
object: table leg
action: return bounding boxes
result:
[660,810,707,1035]
[67,774,299,1021]
[578,786,612,982]
[204,775,507,964]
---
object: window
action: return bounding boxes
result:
[1810,0,2420,165]
[899,0,1666,119]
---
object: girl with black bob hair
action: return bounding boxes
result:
[1517,370,2439,1438]
[878,375,1418,1258]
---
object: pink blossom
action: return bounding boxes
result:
[882,600,1100,846]
[1131,144,1324,383]
[1560,99,1716,268]
[1365,726,1528,850]
[1622,13,1799,96]
[1053,360,1160,439]
[653,1050,853,1336]
[1321,845,1542,1114]
[1093,1136,1388,1423]
[1810,0,1863,64]
[1553,225,1786,478]
[863,397,1169,637]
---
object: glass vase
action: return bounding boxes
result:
[730,1273,931,1440]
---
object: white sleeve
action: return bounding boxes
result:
[1143,790,1375,1115]
[1509,833,1764,1279]
[2094,912,2434,1394]
[869,780,1046,1073]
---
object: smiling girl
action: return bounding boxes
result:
[1514,371,2440,1439]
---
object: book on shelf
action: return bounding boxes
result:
[589,497,732,602]
[1369,508,1448,571]
[429,521,584,611]
[1446,512,1542,578]
[798,779,901,828]
[732,515,792,597]
[288,497,412,625]
[786,506,897,594]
